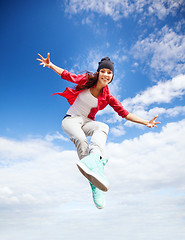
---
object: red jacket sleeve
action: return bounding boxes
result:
[108,94,129,118]
[61,70,87,85]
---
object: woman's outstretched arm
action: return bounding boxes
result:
[37,53,64,75]
[125,113,161,128]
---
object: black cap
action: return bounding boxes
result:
[97,57,114,74]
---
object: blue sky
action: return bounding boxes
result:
[1,1,185,240]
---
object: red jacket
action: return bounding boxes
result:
[52,70,129,120]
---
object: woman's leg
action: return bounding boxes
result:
[62,116,89,160]
[76,118,110,191]
[62,116,108,207]
[82,119,109,157]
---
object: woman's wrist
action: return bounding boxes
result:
[48,62,52,68]
[144,120,150,126]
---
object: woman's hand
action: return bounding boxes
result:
[37,53,51,68]
[37,52,64,75]
[146,115,161,128]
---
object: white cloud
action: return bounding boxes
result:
[145,106,185,118]
[0,119,185,239]
[106,118,185,193]
[0,136,83,208]
[165,105,185,117]
[64,0,127,20]
[131,26,185,77]
[110,124,126,136]
[45,131,69,142]
[148,0,185,19]
[123,74,185,111]
[0,187,20,204]
[64,0,184,21]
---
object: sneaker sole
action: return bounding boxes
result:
[95,203,105,209]
[76,161,109,192]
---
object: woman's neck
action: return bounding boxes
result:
[90,85,102,98]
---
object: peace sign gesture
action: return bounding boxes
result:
[146,115,161,128]
[37,53,51,68]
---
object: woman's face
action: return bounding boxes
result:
[97,68,113,87]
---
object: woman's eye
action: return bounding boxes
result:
[100,70,112,75]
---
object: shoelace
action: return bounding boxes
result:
[95,157,108,172]
[101,158,108,166]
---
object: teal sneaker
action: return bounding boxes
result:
[89,182,105,209]
[89,158,108,209]
[76,153,110,192]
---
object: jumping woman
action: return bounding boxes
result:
[37,53,160,209]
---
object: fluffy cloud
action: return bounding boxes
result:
[64,0,134,20]
[131,26,185,77]
[106,118,185,193]
[64,0,184,21]
[121,74,185,126]
[0,135,82,208]
[110,124,126,136]
[123,74,185,111]
[45,131,69,142]
[0,119,185,239]
[147,0,185,19]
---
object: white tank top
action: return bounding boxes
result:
[67,89,98,117]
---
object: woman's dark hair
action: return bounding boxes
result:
[75,72,99,91]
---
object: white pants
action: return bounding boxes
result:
[62,115,109,160]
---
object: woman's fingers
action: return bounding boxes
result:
[152,115,158,121]
[151,115,160,124]
[152,120,161,128]
[36,58,42,62]
[38,53,44,60]
[37,53,50,63]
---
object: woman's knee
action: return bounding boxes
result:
[96,122,109,135]
[62,117,71,132]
